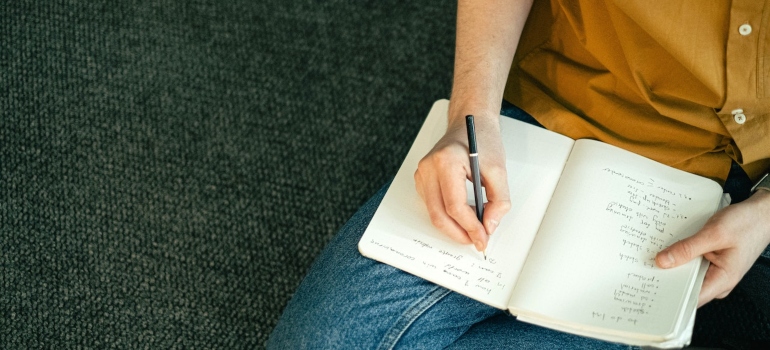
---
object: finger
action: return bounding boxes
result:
[656,230,723,269]
[480,164,511,236]
[439,170,487,251]
[417,169,472,245]
[697,264,733,307]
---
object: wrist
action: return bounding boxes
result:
[750,187,770,201]
[448,100,500,127]
[746,189,770,218]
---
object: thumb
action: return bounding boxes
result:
[656,232,718,269]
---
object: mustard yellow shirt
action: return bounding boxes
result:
[504,0,770,183]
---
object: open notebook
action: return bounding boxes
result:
[358,100,729,348]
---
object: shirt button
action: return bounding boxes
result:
[732,109,747,124]
[739,24,752,36]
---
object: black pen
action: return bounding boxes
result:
[465,115,486,260]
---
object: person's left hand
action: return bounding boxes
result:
[655,190,770,307]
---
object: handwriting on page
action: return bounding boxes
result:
[590,168,696,324]
[367,238,508,296]
[602,168,692,269]
[591,272,660,326]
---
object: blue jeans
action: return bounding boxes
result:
[268,102,768,349]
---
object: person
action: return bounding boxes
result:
[268,0,770,348]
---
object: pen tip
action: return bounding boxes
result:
[484,251,487,260]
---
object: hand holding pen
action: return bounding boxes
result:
[414,109,512,255]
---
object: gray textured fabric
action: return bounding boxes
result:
[6,1,768,349]
[1,1,454,347]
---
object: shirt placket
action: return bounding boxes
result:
[718,0,767,166]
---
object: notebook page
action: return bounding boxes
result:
[508,139,722,340]
[358,99,574,309]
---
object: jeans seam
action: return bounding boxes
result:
[376,286,452,350]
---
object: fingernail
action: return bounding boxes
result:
[660,252,674,268]
[474,240,484,252]
[487,219,499,235]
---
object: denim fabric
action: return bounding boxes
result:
[268,102,766,349]
[267,182,633,349]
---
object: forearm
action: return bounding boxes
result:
[449,0,533,126]
[417,0,533,248]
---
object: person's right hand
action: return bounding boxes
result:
[414,110,511,252]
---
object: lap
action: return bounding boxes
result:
[267,184,499,349]
[267,184,629,349]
